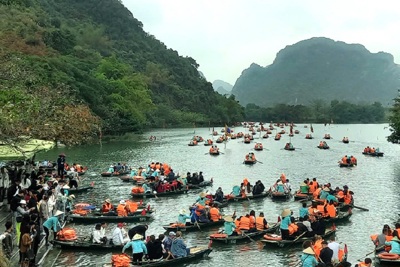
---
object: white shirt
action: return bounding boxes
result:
[100,227,106,238]
[302,221,313,232]
[328,241,340,261]
[112,227,124,245]
[93,230,102,243]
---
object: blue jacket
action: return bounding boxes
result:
[299,207,309,218]
[43,216,61,232]
[171,238,188,258]
[178,214,191,224]
[280,216,291,230]
[232,186,240,196]
[224,221,236,235]
[300,253,318,267]
[385,240,400,254]
[122,240,148,254]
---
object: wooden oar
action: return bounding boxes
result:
[351,205,369,211]
[256,160,264,164]
[285,231,307,248]
[242,231,256,242]
[194,220,201,231]
[356,245,384,261]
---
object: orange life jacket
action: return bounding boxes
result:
[57,228,78,241]
[357,262,369,267]
[326,204,336,218]
[342,156,347,163]
[239,216,250,230]
[313,240,323,257]
[317,204,326,215]
[126,201,138,213]
[209,207,220,222]
[102,203,113,213]
[313,188,321,199]
[195,204,205,216]
[112,254,131,267]
[344,193,352,204]
[249,215,256,229]
[116,204,127,216]
[256,217,267,231]
[288,223,298,235]
[235,219,241,234]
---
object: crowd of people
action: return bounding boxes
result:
[339,155,357,165]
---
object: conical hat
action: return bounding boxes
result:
[281,209,291,217]
[223,216,233,222]
[199,192,207,198]
[132,234,143,240]
[303,247,315,254]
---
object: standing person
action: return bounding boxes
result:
[0,167,11,208]
[2,221,13,260]
[128,225,148,240]
[170,231,190,258]
[122,234,147,265]
[19,222,35,267]
[57,154,66,178]
[43,210,64,246]
[39,195,49,232]
[7,179,21,211]
[300,247,319,267]
[280,209,291,240]
[319,241,333,267]
[328,236,340,263]
[15,200,34,245]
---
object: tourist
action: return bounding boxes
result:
[43,210,64,246]
[171,231,189,258]
[122,234,147,265]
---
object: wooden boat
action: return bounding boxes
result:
[284,147,295,151]
[68,186,94,194]
[54,239,123,251]
[261,228,336,248]
[188,142,198,146]
[270,191,291,201]
[279,130,285,134]
[305,135,313,139]
[362,152,384,157]
[317,145,330,149]
[274,135,281,141]
[294,130,300,134]
[226,192,270,202]
[209,150,220,155]
[101,171,129,177]
[187,180,213,189]
[288,133,294,137]
[254,143,263,151]
[339,163,356,168]
[375,252,400,265]
[262,133,269,139]
[163,220,225,232]
[342,139,349,144]
[293,191,313,201]
[323,134,332,139]
[322,209,352,223]
[243,159,256,165]
[113,247,212,267]
[67,213,153,223]
[131,189,188,198]
[230,134,237,139]
[209,224,279,244]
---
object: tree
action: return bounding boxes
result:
[388,95,400,144]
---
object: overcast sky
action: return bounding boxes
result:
[122,0,400,85]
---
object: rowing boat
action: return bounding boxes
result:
[101,171,129,177]
[68,186,94,194]
[261,228,336,247]
[375,252,400,265]
[131,189,188,198]
[270,191,291,201]
[163,220,225,232]
[67,214,153,223]
[293,192,313,201]
[243,159,256,165]
[339,163,356,168]
[188,180,213,189]
[317,146,330,149]
[226,192,270,202]
[322,209,352,223]
[209,223,279,244]
[53,239,122,251]
[362,152,384,157]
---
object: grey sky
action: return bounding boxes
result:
[122,0,400,85]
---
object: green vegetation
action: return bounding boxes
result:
[232,37,400,107]
[387,95,400,143]
[244,100,386,123]
[0,0,244,145]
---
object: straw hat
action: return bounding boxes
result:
[110,165,113,168]
[223,216,233,222]
[119,200,126,205]
[303,247,315,255]
[132,234,143,240]
[199,192,207,198]
[54,210,64,216]
[105,199,111,203]
[300,182,307,186]
[323,187,330,192]
[179,209,186,215]
[281,209,291,217]
[20,200,27,205]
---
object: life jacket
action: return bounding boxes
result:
[209,207,220,222]
[317,204,326,215]
[342,156,347,163]
[116,204,127,217]
[357,262,369,267]
[343,193,352,204]
[57,228,78,241]
[338,249,344,261]
[72,209,89,216]
[326,204,336,218]
[131,187,144,194]
[313,239,323,257]
[234,219,241,234]
[239,216,250,230]
[336,190,344,199]
[313,188,321,199]
[195,204,205,216]
[256,217,266,231]
[125,201,138,213]
[249,216,256,229]
[288,223,298,235]
[111,254,131,267]
[102,203,113,213]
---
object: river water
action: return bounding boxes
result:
[36,124,400,267]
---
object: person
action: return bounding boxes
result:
[223,216,237,236]
[280,209,291,240]
[302,216,314,237]
[300,247,319,267]
[43,210,63,246]
[111,223,125,246]
[214,187,224,203]
[299,202,309,219]
[385,236,400,254]
[100,222,107,242]
[328,236,340,262]
[300,180,309,193]
[146,235,163,260]
[195,192,207,206]
[2,221,13,260]
[255,212,268,231]
[122,234,148,265]
[286,179,292,192]
[162,232,174,254]
[128,225,148,240]
[92,223,104,244]
[57,154,66,178]
[177,209,191,225]
[319,240,333,266]
[198,172,204,183]
[116,200,128,217]
[209,204,221,222]
[102,199,114,213]
[20,222,35,267]
[16,199,35,245]
[231,185,241,197]
[355,258,372,267]
[170,231,189,258]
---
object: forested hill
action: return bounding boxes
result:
[0,0,244,145]
[232,37,400,107]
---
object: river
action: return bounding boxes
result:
[36,124,400,267]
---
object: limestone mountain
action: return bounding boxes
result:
[232,37,400,107]
[212,80,233,96]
